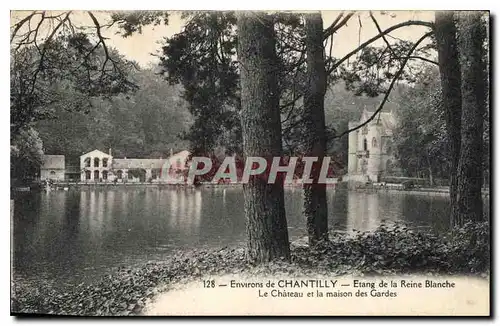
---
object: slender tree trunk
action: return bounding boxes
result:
[434,12,463,226]
[455,11,487,226]
[426,155,434,187]
[303,13,328,246]
[237,12,291,262]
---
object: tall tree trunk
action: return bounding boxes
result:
[303,13,328,246]
[455,11,487,226]
[237,12,291,262]
[434,11,462,226]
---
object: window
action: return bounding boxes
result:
[85,171,91,180]
[152,169,161,179]
[363,138,368,151]
[103,158,108,168]
[50,171,56,176]
[102,170,108,180]
[372,137,378,148]
[94,158,100,168]
[117,170,123,179]
[94,170,99,180]
[84,157,91,167]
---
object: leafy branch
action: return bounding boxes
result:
[332,31,434,139]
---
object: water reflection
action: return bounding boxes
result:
[12,187,487,287]
[167,189,202,236]
[343,192,451,232]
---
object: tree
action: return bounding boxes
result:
[159,12,240,156]
[111,10,437,246]
[455,12,487,226]
[434,11,463,224]
[302,13,328,245]
[237,12,291,263]
[10,11,138,137]
[435,11,488,227]
[392,67,449,184]
[11,127,44,183]
[35,68,192,159]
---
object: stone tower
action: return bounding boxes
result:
[346,109,397,183]
[347,121,358,174]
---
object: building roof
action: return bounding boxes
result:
[112,159,166,170]
[41,155,65,170]
[81,149,112,158]
[361,109,396,136]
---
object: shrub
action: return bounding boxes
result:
[293,220,490,275]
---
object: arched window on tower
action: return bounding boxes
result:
[363,138,368,151]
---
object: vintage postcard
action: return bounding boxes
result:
[10,10,490,316]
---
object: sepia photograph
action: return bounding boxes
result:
[9,9,491,316]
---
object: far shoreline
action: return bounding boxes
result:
[12,181,490,199]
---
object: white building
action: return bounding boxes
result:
[80,149,113,181]
[79,149,191,183]
[346,109,397,183]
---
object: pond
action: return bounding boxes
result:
[11,187,487,288]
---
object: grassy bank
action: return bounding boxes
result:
[11,221,489,316]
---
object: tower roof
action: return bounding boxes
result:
[361,109,396,136]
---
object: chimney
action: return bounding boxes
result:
[170,148,173,157]
[108,148,112,156]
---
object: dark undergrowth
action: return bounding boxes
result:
[12,221,489,316]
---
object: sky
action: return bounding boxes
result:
[10,10,436,68]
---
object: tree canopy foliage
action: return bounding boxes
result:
[10,11,192,180]
[35,68,192,160]
[10,11,139,137]
[153,11,436,159]
[391,66,449,184]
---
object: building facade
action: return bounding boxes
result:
[40,155,65,181]
[346,109,397,183]
[80,149,113,182]
[79,149,190,183]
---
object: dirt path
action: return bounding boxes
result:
[144,274,489,316]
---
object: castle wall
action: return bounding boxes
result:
[347,121,358,174]
[367,123,382,182]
